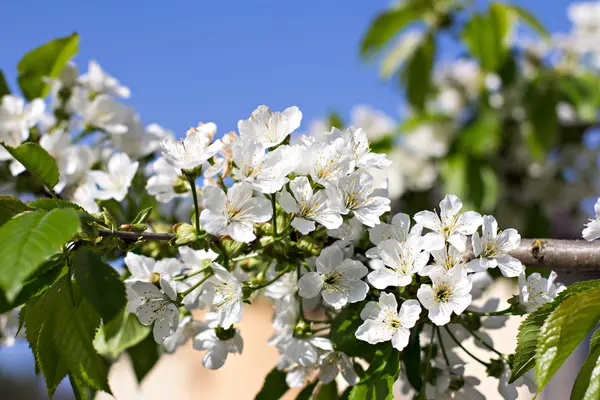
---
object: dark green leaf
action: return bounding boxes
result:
[370,135,395,153]
[128,332,160,383]
[17,33,79,100]
[330,302,373,357]
[0,196,30,226]
[535,286,600,392]
[349,346,400,400]
[524,75,559,160]
[73,249,126,322]
[361,2,430,57]
[3,143,60,189]
[70,373,97,400]
[403,326,422,390]
[28,198,83,211]
[0,70,10,97]
[94,311,149,359]
[255,368,289,400]
[316,381,339,400]
[402,33,435,110]
[296,381,319,400]
[571,329,600,400]
[0,209,79,300]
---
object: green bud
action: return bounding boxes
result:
[172,175,190,194]
[242,286,255,300]
[220,237,245,258]
[293,236,322,256]
[173,223,197,246]
[486,359,505,378]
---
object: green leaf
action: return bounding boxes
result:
[330,302,373,357]
[571,329,600,400]
[0,70,10,97]
[316,381,339,400]
[0,196,30,226]
[360,2,430,57]
[73,249,126,322]
[17,33,79,100]
[402,33,435,110]
[380,31,424,78]
[70,373,97,400]
[128,332,160,383]
[457,109,501,156]
[535,286,600,392]
[349,346,400,400]
[503,3,549,38]
[94,311,149,359]
[0,208,79,300]
[462,4,514,71]
[403,326,422,390]
[524,75,559,160]
[255,368,289,400]
[28,198,83,211]
[132,207,153,224]
[3,143,60,189]
[296,381,319,400]
[510,280,600,383]
[327,111,345,130]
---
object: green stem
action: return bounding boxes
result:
[444,326,490,367]
[462,324,506,360]
[436,326,452,368]
[311,326,330,333]
[421,324,436,398]
[231,251,262,263]
[179,272,213,298]
[296,263,306,323]
[173,265,212,281]
[217,174,227,192]
[185,174,201,236]
[73,126,95,144]
[214,241,229,269]
[270,194,277,236]
[467,307,513,317]
[251,267,290,291]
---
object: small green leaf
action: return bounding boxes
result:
[255,368,289,400]
[402,33,435,110]
[403,326,422,390]
[128,332,160,383]
[0,209,79,300]
[296,381,319,400]
[571,329,600,400]
[17,33,79,100]
[0,70,10,97]
[535,286,600,392]
[0,196,30,226]
[360,2,430,57]
[327,111,345,130]
[28,198,83,211]
[73,249,126,322]
[380,31,424,78]
[132,207,153,224]
[94,311,149,359]
[349,346,400,400]
[503,3,549,38]
[3,143,60,190]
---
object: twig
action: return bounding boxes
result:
[97,228,174,241]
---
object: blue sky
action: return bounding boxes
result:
[0,0,575,137]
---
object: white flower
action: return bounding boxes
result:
[193,327,243,369]
[369,212,445,250]
[425,363,485,400]
[146,157,187,203]
[177,247,218,309]
[328,171,391,227]
[160,125,223,172]
[111,119,174,159]
[518,271,565,312]
[0,310,20,347]
[131,274,179,343]
[124,253,183,284]
[303,139,354,185]
[414,194,483,252]
[326,127,391,169]
[319,351,359,385]
[200,182,271,243]
[79,60,131,98]
[367,237,430,288]
[163,316,205,353]
[0,95,45,147]
[420,244,465,276]
[72,181,100,213]
[355,293,421,351]
[283,362,316,388]
[264,268,297,303]
[280,336,333,366]
[350,105,395,141]
[467,215,523,277]
[278,176,342,234]
[69,90,130,135]
[583,197,600,241]
[203,263,244,329]
[231,137,292,193]
[238,105,302,148]
[417,266,472,325]
[328,217,363,242]
[298,245,368,309]
[88,152,139,201]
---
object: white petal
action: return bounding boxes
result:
[298,272,323,299]
[291,217,315,234]
[391,327,410,351]
[496,255,524,278]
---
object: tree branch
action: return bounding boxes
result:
[97,228,174,241]
[464,239,600,273]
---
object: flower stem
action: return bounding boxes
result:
[217,174,227,192]
[467,307,513,317]
[251,267,290,291]
[436,326,452,368]
[444,326,490,367]
[179,271,213,298]
[421,324,436,397]
[185,174,201,236]
[296,263,306,323]
[232,251,262,263]
[214,241,229,269]
[462,324,506,360]
[270,194,277,236]
[173,265,212,281]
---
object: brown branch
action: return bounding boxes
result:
[465,239,600,273]
[97,228,174,241]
